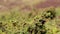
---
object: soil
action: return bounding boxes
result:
[0,0,60,11]
[34,0,60,9]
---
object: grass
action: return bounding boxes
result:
[0,7,60,34]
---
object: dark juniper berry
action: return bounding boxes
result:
[39,19,46,25]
